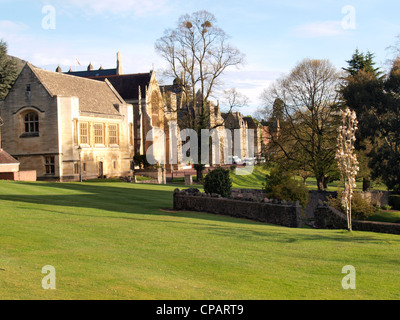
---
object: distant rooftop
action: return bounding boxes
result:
[58,51,123,78]
[65,68,117,78]
[88,73,152,102]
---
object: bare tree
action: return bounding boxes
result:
[155,10,245,180]
[260,59,343,191]
[222,88,249,112]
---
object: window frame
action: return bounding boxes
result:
[45,156,55,175]
[93,123,104,145]
[108,123,119,146]
[24,111,39,135]
[79,122,89,145]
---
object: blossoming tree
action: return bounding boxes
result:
[336,107,359,231]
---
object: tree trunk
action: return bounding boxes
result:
[317,176,325,191]
[362,177,371,192]
[323,178,328,190]
[196,168,204,183]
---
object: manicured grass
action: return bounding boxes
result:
[368,210,400,223]
[230,165,269,189]
[1,180,400,300]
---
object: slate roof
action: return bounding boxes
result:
[28,63,125,116]
[0,148,19,164]
[243,116,261,127]
[65,68,117,78]
[88,73,151,101]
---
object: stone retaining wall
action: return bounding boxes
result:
[173,188,303,228]
[314,204,400,235]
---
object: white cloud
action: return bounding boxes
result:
[215,69,285,115]
[292,20,346,38]
[0,20,29,37]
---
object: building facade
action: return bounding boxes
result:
[65,54,179,170]
[0,62,134,181]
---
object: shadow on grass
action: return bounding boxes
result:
[0,180,246,226]
[1,181,398,244]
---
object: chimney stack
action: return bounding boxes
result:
[116,51,122,75]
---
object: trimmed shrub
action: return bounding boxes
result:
[328,191,377,220]
[263,166,309,208]
[204,167,232,198]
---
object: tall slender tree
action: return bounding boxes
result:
[336,107,359,232]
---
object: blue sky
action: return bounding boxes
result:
[1,0,399,115]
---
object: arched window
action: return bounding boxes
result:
[24,112,39,134]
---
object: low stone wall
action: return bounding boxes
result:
[231,189,266,202]
[134,168,166,184]
[358,190,390,207]
[173,188,303,228]
[135,179,159,184]
[314,204,400,235]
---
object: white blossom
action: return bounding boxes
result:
[335,107,359,232]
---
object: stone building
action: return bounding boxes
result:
[161,82,228,166]
[0,62,134,181]
[88,71,178,167]
[222,111,249,160]
[65,53,178,170]
[243,116,263,158]
[161,78,264,165]
[222,111,263,160]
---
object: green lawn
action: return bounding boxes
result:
[368,210,400,223]
[230,164,389,192]
[1,180,400,300]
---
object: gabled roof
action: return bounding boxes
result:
[27,63,125,116]
[0,148,19,165]
[88,73,151,101]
